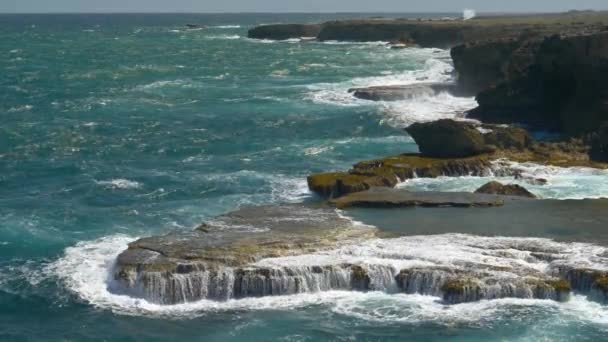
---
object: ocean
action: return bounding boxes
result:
[1,13,608,341]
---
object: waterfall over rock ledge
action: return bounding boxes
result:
[111,205,608,305]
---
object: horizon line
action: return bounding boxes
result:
[0,9,592,15]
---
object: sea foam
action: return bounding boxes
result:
[49,232,608,321]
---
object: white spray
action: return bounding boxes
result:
[463,9,476,20]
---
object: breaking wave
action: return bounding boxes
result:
[305,50,477,126]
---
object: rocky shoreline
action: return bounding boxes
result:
[110,11,608,307]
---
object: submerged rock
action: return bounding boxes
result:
[348,83,458,101]
[329,187,529,209]
[475,181,537,198]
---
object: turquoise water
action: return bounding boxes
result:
[1,14,608,341]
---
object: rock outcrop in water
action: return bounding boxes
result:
[307,137,605,198]
[348,83,459,101]
[475,181,537,199]
[406,120,492,158]
[405,120,533,158]
[307,153,493,198]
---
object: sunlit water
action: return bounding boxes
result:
[1,13,607,341]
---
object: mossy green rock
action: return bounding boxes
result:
[308,153,491,198]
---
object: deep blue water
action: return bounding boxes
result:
[1,13,608,341]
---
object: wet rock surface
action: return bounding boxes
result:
[329,187,529,208]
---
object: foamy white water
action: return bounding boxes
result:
[96,179,142,190]
[398,160,608,199]
[49,232,608,320]
[306,49,477,126]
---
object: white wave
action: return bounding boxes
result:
[134,79,199,91]
[380,93,477,127]
[7,105,33,113]
[96,179,142,190]
[398,160,608,199]
[305,51,477,126]
[246,38,277,44]
[254,233,608,273]
[205,34,241,40]
[212,25,241,29]
[270,69,290,77]
[269,175,311,203]
[463,9,477,20]
[317,40,389,46]
[49,233,608,321]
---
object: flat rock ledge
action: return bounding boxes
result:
[329,187,531,209]
[112,205,378,304]
[110,205,608,306]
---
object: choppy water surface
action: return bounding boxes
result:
[1,13,608,341]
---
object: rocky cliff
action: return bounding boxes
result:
[456,32,608,136]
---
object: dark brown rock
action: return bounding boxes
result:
[405,119,493,158]
[475,181,537,198]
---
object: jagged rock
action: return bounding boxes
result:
[247,24,322,40]
[348,83,458,101]
[406,119,494,158]
[475,181,537,198]
[328,187,532,209]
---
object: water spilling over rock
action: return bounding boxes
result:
[111,205,608,306]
